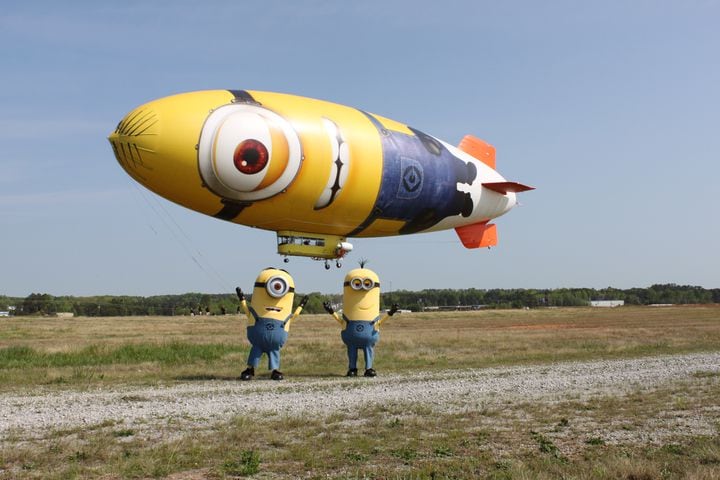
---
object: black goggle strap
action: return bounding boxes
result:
[343,281,380,288]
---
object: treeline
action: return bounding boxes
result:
[1,284,718,317]
[384,284,720,311]
[0,292,331,317]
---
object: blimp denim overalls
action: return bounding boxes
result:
[246,306,291,371]
[341,314,381,370]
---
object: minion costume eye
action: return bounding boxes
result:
[345,277,379,291]
[256,276,293,298]
[198,104,302,201]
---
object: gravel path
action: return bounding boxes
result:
[1,352,719,442]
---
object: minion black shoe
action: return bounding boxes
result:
[363,368,377,377]
[346,368,358,377]
[240,367,254,381]
[271,370,284,381]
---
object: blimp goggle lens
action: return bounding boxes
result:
[255,276,293,298]
[345,277,379,291]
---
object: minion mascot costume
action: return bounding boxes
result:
[235,268,307,380]
[323,268,398,377]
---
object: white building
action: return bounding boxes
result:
[589,300,625,308]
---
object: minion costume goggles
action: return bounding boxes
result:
[255,275,295,297]
[344,277,380,290]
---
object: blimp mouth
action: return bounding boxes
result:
[108,106,159,182]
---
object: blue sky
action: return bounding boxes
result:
[1,1,719,297]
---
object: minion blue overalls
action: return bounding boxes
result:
[341,314,381,370]
[246,306,291,371]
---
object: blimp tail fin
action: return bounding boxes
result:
[455,221,498,249]
[458,135,496,169]
[483,181,536,194]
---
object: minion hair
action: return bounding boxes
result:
[358,258,369,268]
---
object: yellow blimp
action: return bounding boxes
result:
[108,89,533,267]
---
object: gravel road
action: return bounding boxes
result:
[2,352,719,443]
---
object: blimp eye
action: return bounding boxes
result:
[198,104,302,201]
[266,276,289,298]
[233,139,268,175]
[362,278,376,290]
[350,278,363,291]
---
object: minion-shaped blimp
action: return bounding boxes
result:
[236,268,307,380]
[323,267,398,377]
[109,90,534,267]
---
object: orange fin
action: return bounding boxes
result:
[455,222,497,249]
[482,181,535,194]
[458,135,496,169]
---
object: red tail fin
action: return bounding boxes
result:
[482,181,535,194]
[455,222,497,249]
[458,135,495,169]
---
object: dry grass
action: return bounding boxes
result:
[4,305,718,352]
[1,306,719,389]
[1,305,720,478]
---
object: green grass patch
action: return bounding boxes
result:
[218,450,260,476]
[0,342,244,368]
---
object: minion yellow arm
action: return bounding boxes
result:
[284,304,303,330]
[322,301,343,326]
[235,287,252,323]
[376,312,391,327]
[330,310,343,326]
[240,299,251,319]
[376,304,399,327]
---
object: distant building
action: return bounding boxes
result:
[422,305,487,311]
[56,312,75,318]
[589,300,624,308]
[0,311,9,317]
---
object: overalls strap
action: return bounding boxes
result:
[248,306,291,326]
[342,314,382,325]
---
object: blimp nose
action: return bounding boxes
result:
[108,90,238,214]
[108,105,159,183]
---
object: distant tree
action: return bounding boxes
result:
[22,293,57,315]
[297,292,329,314]
[713,289,720,304]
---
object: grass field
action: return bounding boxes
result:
[1,305,720,479]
